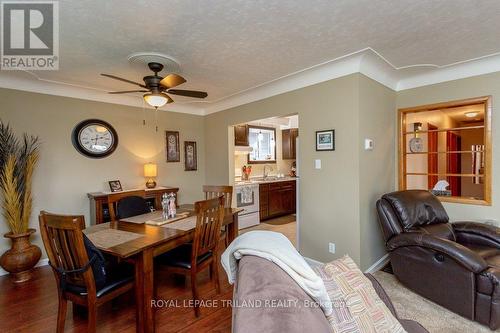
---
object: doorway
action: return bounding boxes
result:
[229,114,299,248]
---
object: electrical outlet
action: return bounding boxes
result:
[328,242,336,254]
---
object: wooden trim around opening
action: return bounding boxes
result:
[398,96,492,206]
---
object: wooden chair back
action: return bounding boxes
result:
[203,185,233,208]
[107,190,146,221]
[39,211,96,294]
[192,197,225,266]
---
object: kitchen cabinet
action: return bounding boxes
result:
[282,128,299,159]
[259,180,296,221]
[234,124,249,146]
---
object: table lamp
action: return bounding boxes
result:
[144,163,157,188]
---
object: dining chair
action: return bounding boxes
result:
[107,190,149,221]
[155,196,225,317]
[203,185,233,247]
[39,211,135,333]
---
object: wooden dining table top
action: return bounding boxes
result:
[83,205,242,259]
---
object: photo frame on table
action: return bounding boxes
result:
[165,131,180,162]
[316,129,335,151]
[108,180,123,192]
[184,141,197,171]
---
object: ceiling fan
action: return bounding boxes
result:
[101,62,207,108]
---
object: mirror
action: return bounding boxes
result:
[248,126,276,164]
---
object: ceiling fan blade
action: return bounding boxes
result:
[108,90,149,94]
[159,74,186,89]
[165,93,174,104]
[167,89,208,99]
[101,74,146,88]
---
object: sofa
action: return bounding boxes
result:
[376,190,500,330]
[232,255,428,333]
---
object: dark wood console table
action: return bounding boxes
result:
[87,186,179,224]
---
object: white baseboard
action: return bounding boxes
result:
[0,258,49,276]
[364,254,390,274]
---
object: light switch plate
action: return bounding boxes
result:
[315,159,321,169]
[364,138,374,150]
[328,242,336,254]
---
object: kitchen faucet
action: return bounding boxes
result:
[263,164,272,178]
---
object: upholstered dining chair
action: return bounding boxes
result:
[203,185,233,247]
[39,211,135,333]
[107,190,149,221]
[155,196,225,317]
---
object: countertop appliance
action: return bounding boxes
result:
[234,183,260,229]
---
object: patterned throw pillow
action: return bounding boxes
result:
[314,255,406,333]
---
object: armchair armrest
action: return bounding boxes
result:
[452,221,500,246]
[387,233,488,273]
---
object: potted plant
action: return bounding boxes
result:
[0,121,41,283]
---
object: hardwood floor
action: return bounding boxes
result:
[240,214,296,247]
[0,264,233,332]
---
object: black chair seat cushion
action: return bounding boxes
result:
[156,244,212,269]
[116,196,150,219]
[65,262,134,298]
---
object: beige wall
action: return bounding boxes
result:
[358,76,396,269]
[205,74,397,268]
[397,72,500,221]
[0,88,206,258]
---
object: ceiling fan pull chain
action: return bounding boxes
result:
[142,99,146,126]
[155,106,159,132]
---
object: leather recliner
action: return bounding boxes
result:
[376,190,500,330]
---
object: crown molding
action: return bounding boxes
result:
[0,71,204,115]
[396,52,500,90]
[203,48,500,115]
[2,47,500,117]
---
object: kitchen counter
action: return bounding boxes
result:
[234,176,298,186]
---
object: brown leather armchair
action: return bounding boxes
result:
[376,190,500,330]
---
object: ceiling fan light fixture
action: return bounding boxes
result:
[143,92,169,108]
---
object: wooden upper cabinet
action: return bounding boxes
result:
[234,125,249,146]
[282,128,299,160]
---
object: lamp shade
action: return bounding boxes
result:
[144,163,157,177]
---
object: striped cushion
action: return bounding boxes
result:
[315,255,406,333]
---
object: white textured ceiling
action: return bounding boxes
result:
[1,0,500,114]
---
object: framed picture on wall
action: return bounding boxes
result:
[165,131,180,162]
[184,141,197,171]
[108,180,122,192]
[316,130,335,151]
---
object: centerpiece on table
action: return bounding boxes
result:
[0,121,41,283]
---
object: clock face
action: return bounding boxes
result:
[409,137,424,153]
[72,119,118,158]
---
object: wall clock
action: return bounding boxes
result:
[72,119,118,158]
[409,137,424,153]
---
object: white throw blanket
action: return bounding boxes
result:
[221,230,333,316]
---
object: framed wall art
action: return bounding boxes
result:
[316,129,335,151]
[165,131,180,162]
[184,141,197,171]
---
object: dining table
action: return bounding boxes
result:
[83,204,243,333]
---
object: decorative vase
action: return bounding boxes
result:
[0,228,41,283]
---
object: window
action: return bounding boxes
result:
[248,126,276,163]
[398,96,491,205]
